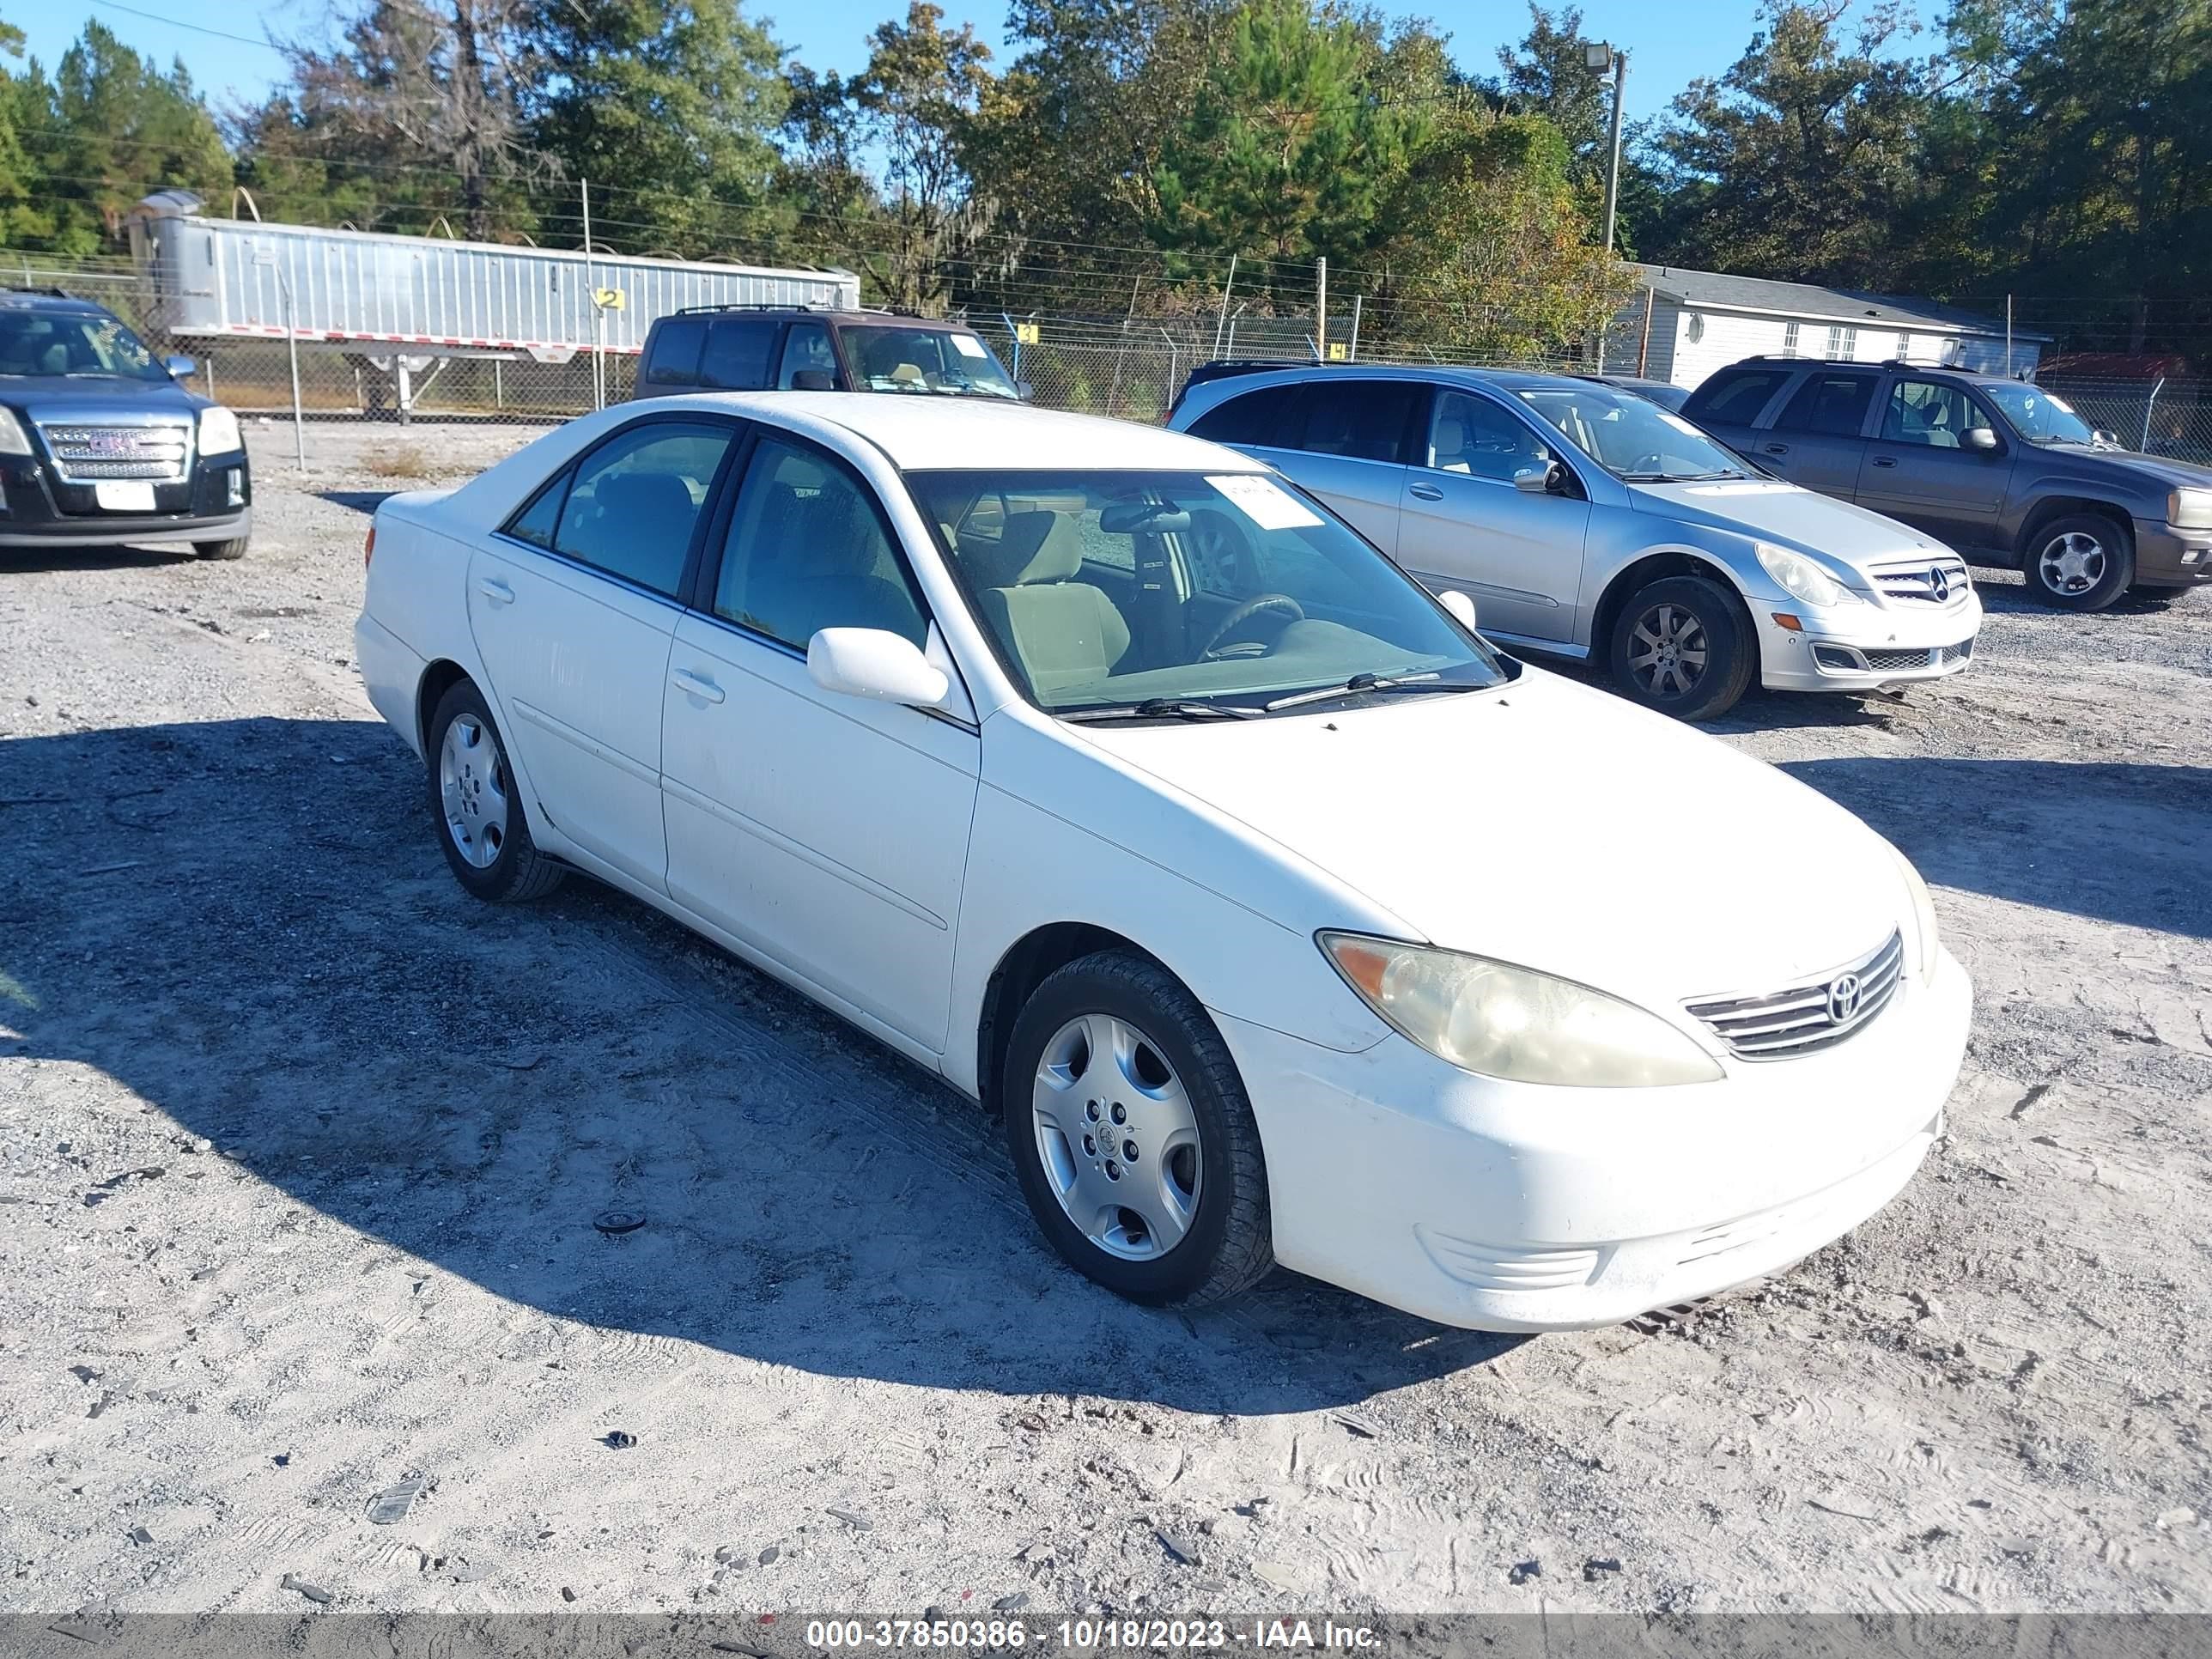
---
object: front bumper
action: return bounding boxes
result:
[1218,945,1972,1332]
[1754,590,1984,693]
[2132,519,2212,588]
[0,449,252,548]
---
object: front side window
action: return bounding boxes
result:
[843,325,1018,398]
[1980,383,2098,447]
[700,318,780,391]
[777,322,841,388]
[0,309,167,381]
[1775,372,1877,438]
[1427,391,1552,483]
[552,422,733,595]
[909,468,1505,714]
[1518,385,1747,482]
[714,436,929,650]
[1881,380,1994,449]
[1686,368,1790,426]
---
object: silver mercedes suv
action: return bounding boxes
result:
[1167,362,1984,720]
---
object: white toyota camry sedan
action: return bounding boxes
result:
[355,392,1972,1332]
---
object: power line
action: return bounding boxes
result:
[88,1,284,53]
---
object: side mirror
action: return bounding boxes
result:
[1439,590,1479,631]
[2094,428,2120,447]
[1015,380,1036,402]
[1513,460,1565,494]
[790,368,837,392]
[807,627,950,709]
[165,354,197,380]
[1961,427,2001,453]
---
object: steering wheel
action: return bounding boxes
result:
[1629,452,1668,475]
[1202,593,1304,659]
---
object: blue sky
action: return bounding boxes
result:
[20,0,1922,127]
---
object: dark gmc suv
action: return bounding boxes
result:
[0,289,251,559]
[1684,356,2212,611]
[631,304,1027,403]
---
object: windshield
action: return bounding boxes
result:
[908,468,1506,717]
[846,325,1018,399]
[0,309,168,381]
[1516,385,1747,481]
[1981,383,2100,447]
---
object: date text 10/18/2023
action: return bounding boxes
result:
[803,1620,1382,1651]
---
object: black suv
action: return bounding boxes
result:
[1684,356,2212,610]
[0,289,251,559]
[631,305,1026,402]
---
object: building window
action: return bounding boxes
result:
[1824,325,1844,359]
[1895,331,1912,362]
[1782,321,1801,356]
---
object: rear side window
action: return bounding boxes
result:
[1186,383,1301,447]
[1685,368,1792,427]
[505,471,568,548]
[1776,371,1877,437]
[644,318,707,385]
[700,319,779,391]
[552,421,735,595]
[1286,380,1424,465]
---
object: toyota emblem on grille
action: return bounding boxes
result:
[1927,566,1950,602]
[1826,972,1863,1024]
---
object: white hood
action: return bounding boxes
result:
[1629,477,1947,568]
[1079,668,1908,1014]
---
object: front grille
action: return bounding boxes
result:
[36,422,192,483]
[1685,931,1905,1060]
[1872,556,1971,605]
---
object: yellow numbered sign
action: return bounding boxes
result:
[593,287,626,311]
[1014,321,1040,346]
[1327,341,1348,362]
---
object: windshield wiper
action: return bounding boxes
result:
[1620,468,1745,483]
[1263,672,1490,713]
[1060,698,1261,724]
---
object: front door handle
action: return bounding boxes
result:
[1763,443,1790,455]
[1870,456,1899,468]
[475,576,514,605]
[671,668,726,705]
[1408,483,1445,501]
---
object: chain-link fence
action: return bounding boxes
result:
[2035,376,2212,464]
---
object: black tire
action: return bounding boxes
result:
[1001,951,1273,1310]
[1606,574,1757,721]
[2019,512,2134,611]
[423,679,564,902]
[193,538,249,561]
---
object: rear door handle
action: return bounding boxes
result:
[671,668,726,705]
[1870,456,1898,468]
[475,577,514,605]
[1409,483,1444,501]
[1763,443,1790,455]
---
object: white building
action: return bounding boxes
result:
[1601,265,2050,391]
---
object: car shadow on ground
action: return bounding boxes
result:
[1,716,1516,1416]
[0,544,194,573]
[319,490,399,516]
[1781,756,2212,940]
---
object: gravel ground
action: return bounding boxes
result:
[3,422,2210,1619]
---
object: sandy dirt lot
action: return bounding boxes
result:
[3,423,2209,1620]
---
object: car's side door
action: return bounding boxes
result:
[1753,367,1880,499]
[1188,379,1421,554]
[1394,387,1592,644]
[468,417,738,893]
[660,430,981,1054]
[1856,376,2017,547]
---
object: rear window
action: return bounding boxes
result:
[644,318,707,384]
[700,318,780,391]
[1775,371,1877,437]
[1186,383,1301,447]
[1685,368,1792,427]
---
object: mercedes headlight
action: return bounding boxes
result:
[1889,845,1941,983]
[2168,489,2212,531]
[1756,542,1862,608]
[0,406,32,456]
[198,404,243,457]
[1319,933,1723,1088]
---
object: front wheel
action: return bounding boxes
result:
[193,538,249,561]
[424,679,564,902]
[1606,574,1756,721]
[2021,514,2134,610]
[1003,951,1273,1309]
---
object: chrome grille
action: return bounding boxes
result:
[1685,931,1905,1060]
[1863,639,1973,672]
[1872,556,1971,606]
[36,422,191,483]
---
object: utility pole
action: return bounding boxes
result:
[1586,43,1629,258]
[1212,255,1237,358]
[581,179,600,410]
[1316,257,1328,361]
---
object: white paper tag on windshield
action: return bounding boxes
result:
[951,333,988,359]
[1206,473,1322,530]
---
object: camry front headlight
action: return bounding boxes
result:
[2168,489,2212,531]
[1756,542,1862,608]
[198,404,243,457]
[1319,933,1723,1088]
[1889,845,1941,982]
[0,406,33,456]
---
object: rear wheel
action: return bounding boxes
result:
[424,679,564,902]
[1606,574,1756,721]
[2021,513,2133,611]
[1003,951,1273,1309]
[193,538,249,561]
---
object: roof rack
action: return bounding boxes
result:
[3,285,75,299]
[670,300,948,322]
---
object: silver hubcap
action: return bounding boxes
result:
[1627,603,1708,697]
[439,713,510,869]
[2039,531,2106,594]
[1031,1013,1201,1261]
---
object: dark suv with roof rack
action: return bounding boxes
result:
[630,305,1028,404]
[1684,356,2212,610]
[0,288,251,559]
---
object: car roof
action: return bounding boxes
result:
[650,307,980,330]
[1182,361,1616,398]
[0,289,110,315]
[1713,355,2017,386]
[654,389,1263,472]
